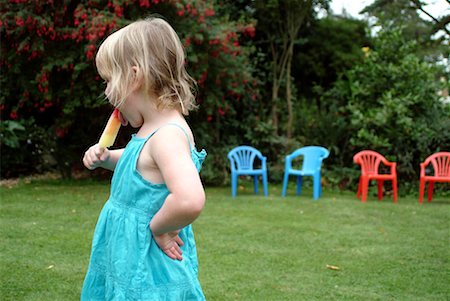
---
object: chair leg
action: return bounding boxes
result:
[262,172,268,196]
[253,176,259,194]
[296,176,303,196]
[427,182,434,202]
[392,178,398,203]
[419,179,425,203]
[361,177,369,203]
[377,180,384,201]
[313,174,320,200]
[319,178,323,197]
[231,173,238,198]
[282,172,289,197]
[356,177,362,199]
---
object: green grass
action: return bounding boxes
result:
[1,179,449,300]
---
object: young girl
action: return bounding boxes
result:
[81,17,207,300]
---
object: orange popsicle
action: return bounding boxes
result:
[98,109,121,148]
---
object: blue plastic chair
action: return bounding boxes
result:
[228,146,269,198]
[281,146,329,200]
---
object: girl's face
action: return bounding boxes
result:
[105,83,146,129]
[103,64,147,128]
[103,81,128,127]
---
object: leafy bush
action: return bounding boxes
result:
[320,27,450,189]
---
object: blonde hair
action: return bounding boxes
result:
[95,17,197,115]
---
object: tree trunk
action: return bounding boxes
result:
[271,77,279,134]
[270,39,281,135]
[286,42,294,139]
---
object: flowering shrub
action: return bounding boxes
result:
[0,0,257,182]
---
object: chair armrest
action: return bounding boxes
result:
[389,162,397,175]
[261,156,267,169]
[316,158,326,172]
[382,160,396,174]
[228,158,236,172]
[420,162,426,178]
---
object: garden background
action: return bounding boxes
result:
[1,0,449,191]
[1,1,450,300]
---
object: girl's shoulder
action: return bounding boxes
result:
[154,121,195,147]
[139,121,194,156]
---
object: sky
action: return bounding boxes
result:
[329,0,450,20]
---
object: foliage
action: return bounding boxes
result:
[0,0,257,183]
[1,1,448,190]
[0,117,84,178]
[362,0,450,61]
[321,27,450,186]
[293,16,371,101]
[0,120,25,149]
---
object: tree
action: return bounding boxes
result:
[324,27,450,184]
[253,0,330,138]
[362,0,449,60]
[293,16,371,108]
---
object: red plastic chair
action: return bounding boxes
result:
[353,150,398,203]
[419,152,450,203]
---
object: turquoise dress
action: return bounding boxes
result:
[81,125,207,301]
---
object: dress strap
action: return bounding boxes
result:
[145,123,193,149]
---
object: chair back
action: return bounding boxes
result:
[287,146,329,171]
[353,150,386,175]
[228,146,265,171]
[423,152,450,177]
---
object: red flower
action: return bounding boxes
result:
[114,5,123,17]
[139,0,150,8]
[86,44,96,60]
[209,39,220,45]
[55,127,67,138]
[16,17,24,27]
[204,8,215,17]
[198,71,207,87]
[10,111,18,120]
[244,26,256,38]
[29,51,38,60]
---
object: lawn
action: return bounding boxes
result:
[0,179,449,301]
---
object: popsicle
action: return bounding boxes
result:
[98,109,121,148]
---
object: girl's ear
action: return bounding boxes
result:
[131,66,143,90]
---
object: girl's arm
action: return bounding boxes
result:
[149,127,205,258]
[83,144,124,171]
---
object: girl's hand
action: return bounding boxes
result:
[83,144,110,170]
[152,230,184,261]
